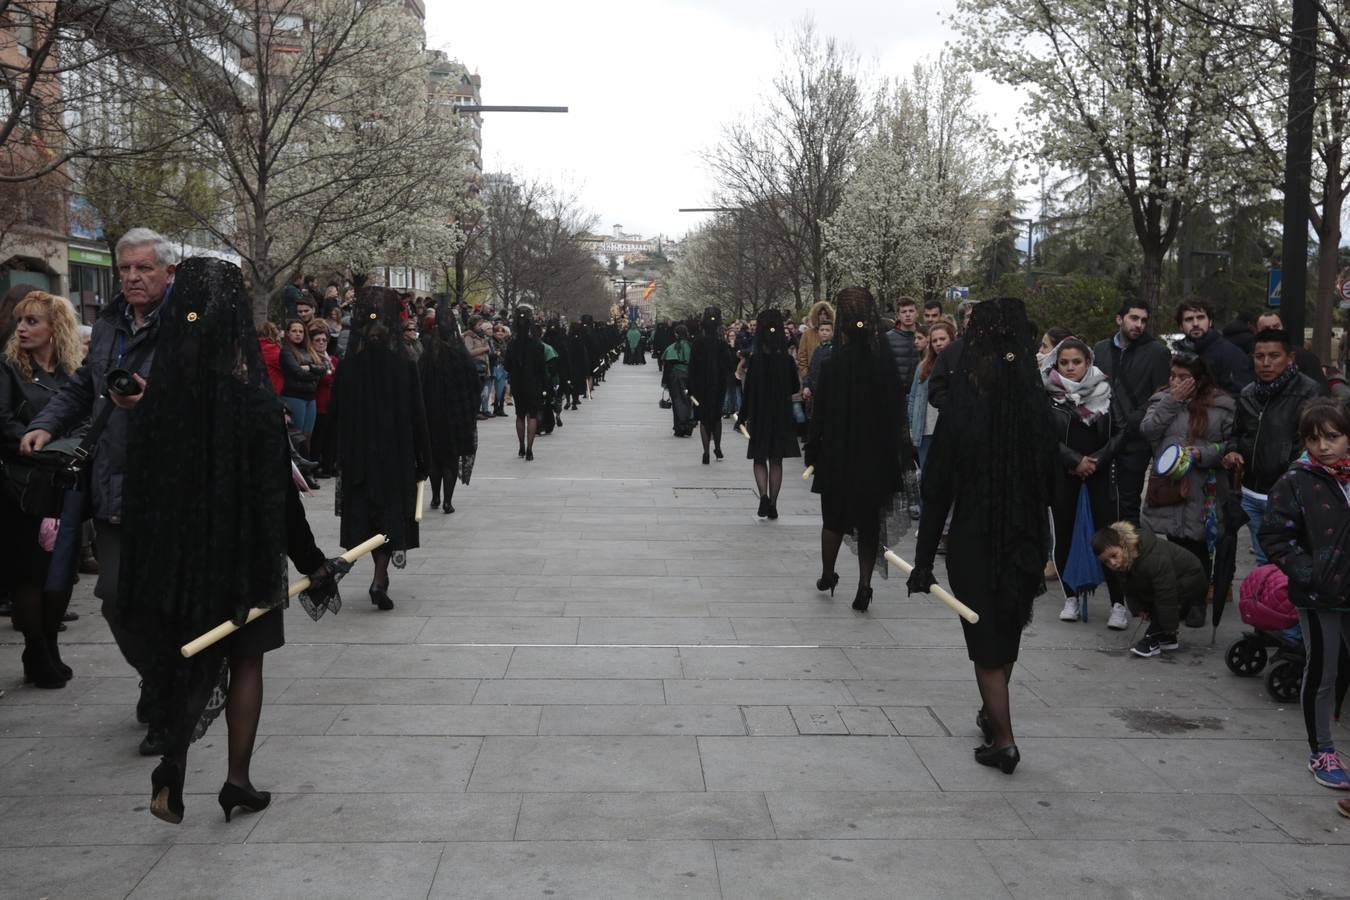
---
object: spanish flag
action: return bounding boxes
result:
[642,280,656,301]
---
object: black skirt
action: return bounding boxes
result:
[224,605,285,656]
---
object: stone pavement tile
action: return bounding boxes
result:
[881,707,950,737]
[879,618,982,647]
[664,678,855,706]
[505,646,682,678]
[321,644,511,678]
[838,706,897,735]
[931,704,1142,740]
[0,702,149,738]
[250,735,481,794]
[847,679,1039,709]
[416,615,580,644]
[537,704,745,736]
[1024,678,1228,708]
[733,618,901,647]
[1109,705,1309,740]
[284,615,428,645]
[975,839,1293,900]
[128,841,444,900]
[907,737,1166,793]
[1,845,165,900]
[1015,647,1212,682]
[249,643,346,679]
[0,672,104,705]
[679,647,860,679]
[543,556,669,575]
[0,793,264,846]
[1117,737,1332,796]
[699,736,939,792]
[247,792,520,843]
[256,703,343,736]
[327,704,542,736]
[576,617,737,645]
[708,600,913,619]
[392,597,553,618]
[766,791,1031,839]
[742,706,797,735]
[844,648,1010,681]
[1200,674,1309,709]
[714,839,1012,900]
[515,792,774,840]
[274,677,479,706]
[1003,792,1292,842]
[429,840,720,900]
[472,677,665,705]
[789,706,848,735]
[1247,840,1350,895]
[1,735,221,796]
[564,598,713,618]
[466,736,705,792]
[1242,793,1350,844]
[570,575,701,592]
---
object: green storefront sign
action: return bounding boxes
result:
[68,247,112,267]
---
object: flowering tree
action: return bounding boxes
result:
[825,55,1004,303]
[953,0,1255,306]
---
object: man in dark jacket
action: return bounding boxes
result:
[1222,312,1256,356]
[884,296,919,401]
[1173,299,1253,395]
[21,227,172,755]
[1223,328,1326,564]
[1256,311,1328,393]
[1092,301,1171,525]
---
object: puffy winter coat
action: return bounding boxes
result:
[1260,459,1350,611]
[795,300,834,380]
[1139,388,1236,541]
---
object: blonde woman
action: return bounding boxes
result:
[0,291,85,688]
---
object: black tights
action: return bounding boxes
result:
[699,419,722,456]
[12,582,69,654]
[516,414,537,453]
[976,662,1016,750]
[820,527,880,590]
[753,458,783,500]
[429,459,459,506]
[372,548,391,590]
[166,654,266,792]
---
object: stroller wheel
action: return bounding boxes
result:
[1225,638,1268,676]
[1265,657,1303,703]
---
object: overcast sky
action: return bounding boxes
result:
[425,1,1024,240]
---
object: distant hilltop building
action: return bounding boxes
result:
[581,225,664,268]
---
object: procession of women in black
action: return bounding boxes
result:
[3,230,1349,824]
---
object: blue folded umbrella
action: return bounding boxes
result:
[1063,483,1105,610]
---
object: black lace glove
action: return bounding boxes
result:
[298,556,352,621]
[906,565,936,597]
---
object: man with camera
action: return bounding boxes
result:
[19,227,174,755]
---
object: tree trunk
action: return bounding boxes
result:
[1313,145,1342,361]
[1138,244,1164,310]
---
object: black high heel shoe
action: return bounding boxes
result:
[852,585,873,612]
[976,708,994,747]
[714,447,724,460]
[525,449,534,461]
[702,450,710,465]
[369,584,393,611]
[974,744,1020,774]
[21,644,67,689]
[766,499,778,520]
[816,571,840,596]
[218,782,271,822]
[150,758,185,824]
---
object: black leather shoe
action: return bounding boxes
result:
[218,781,271,822]
[851,585,873,612]
[150,758,185,824]
[974,743,1020,774]
[369,586,393,611]
[816,571,839,596]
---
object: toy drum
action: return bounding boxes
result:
[1153,443,1192,481]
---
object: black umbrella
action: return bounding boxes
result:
[1210,469,1249,643]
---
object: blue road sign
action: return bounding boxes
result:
[1267,269,1281,307]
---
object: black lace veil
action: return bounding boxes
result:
[118,257,290,750]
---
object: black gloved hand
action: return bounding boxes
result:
[298,556,352,621]
[906,565,936,597]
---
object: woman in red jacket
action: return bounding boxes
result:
[256,321,284,395]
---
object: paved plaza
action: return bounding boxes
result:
[1,364,1347,899]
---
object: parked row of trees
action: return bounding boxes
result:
[667,5,1349,358]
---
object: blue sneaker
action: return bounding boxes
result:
[1309,751,1350,789]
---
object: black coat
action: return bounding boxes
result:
[1174,330,1253,397]
[1261,462,1350,610]
[1231,372,1325,494]
[740,351,801,461]
[687,336,736,428]
[1091,332,1171,462]
[884,326,919,397]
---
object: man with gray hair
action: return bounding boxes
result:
[20,227,175,755]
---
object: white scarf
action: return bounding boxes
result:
[1042,342,1112,424]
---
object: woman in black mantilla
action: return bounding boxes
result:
[737,309,801,519]
[418,313,479,515]
[565,322,589,409]
[907,297,1056,775]
[687,306,737,464]
[332,286,430,610]
[118,257,342,824]
[803,287,908,612]
[503,305,548,461]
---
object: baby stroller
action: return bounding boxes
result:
[1226,565,1305,703]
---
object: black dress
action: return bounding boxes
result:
[0,361,70,586]
[914,310,1055,667]
[503,334,547,418]
[741,351,801,461]
[687,336,735,430]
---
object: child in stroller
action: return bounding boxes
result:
[1229,564,1349,710]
